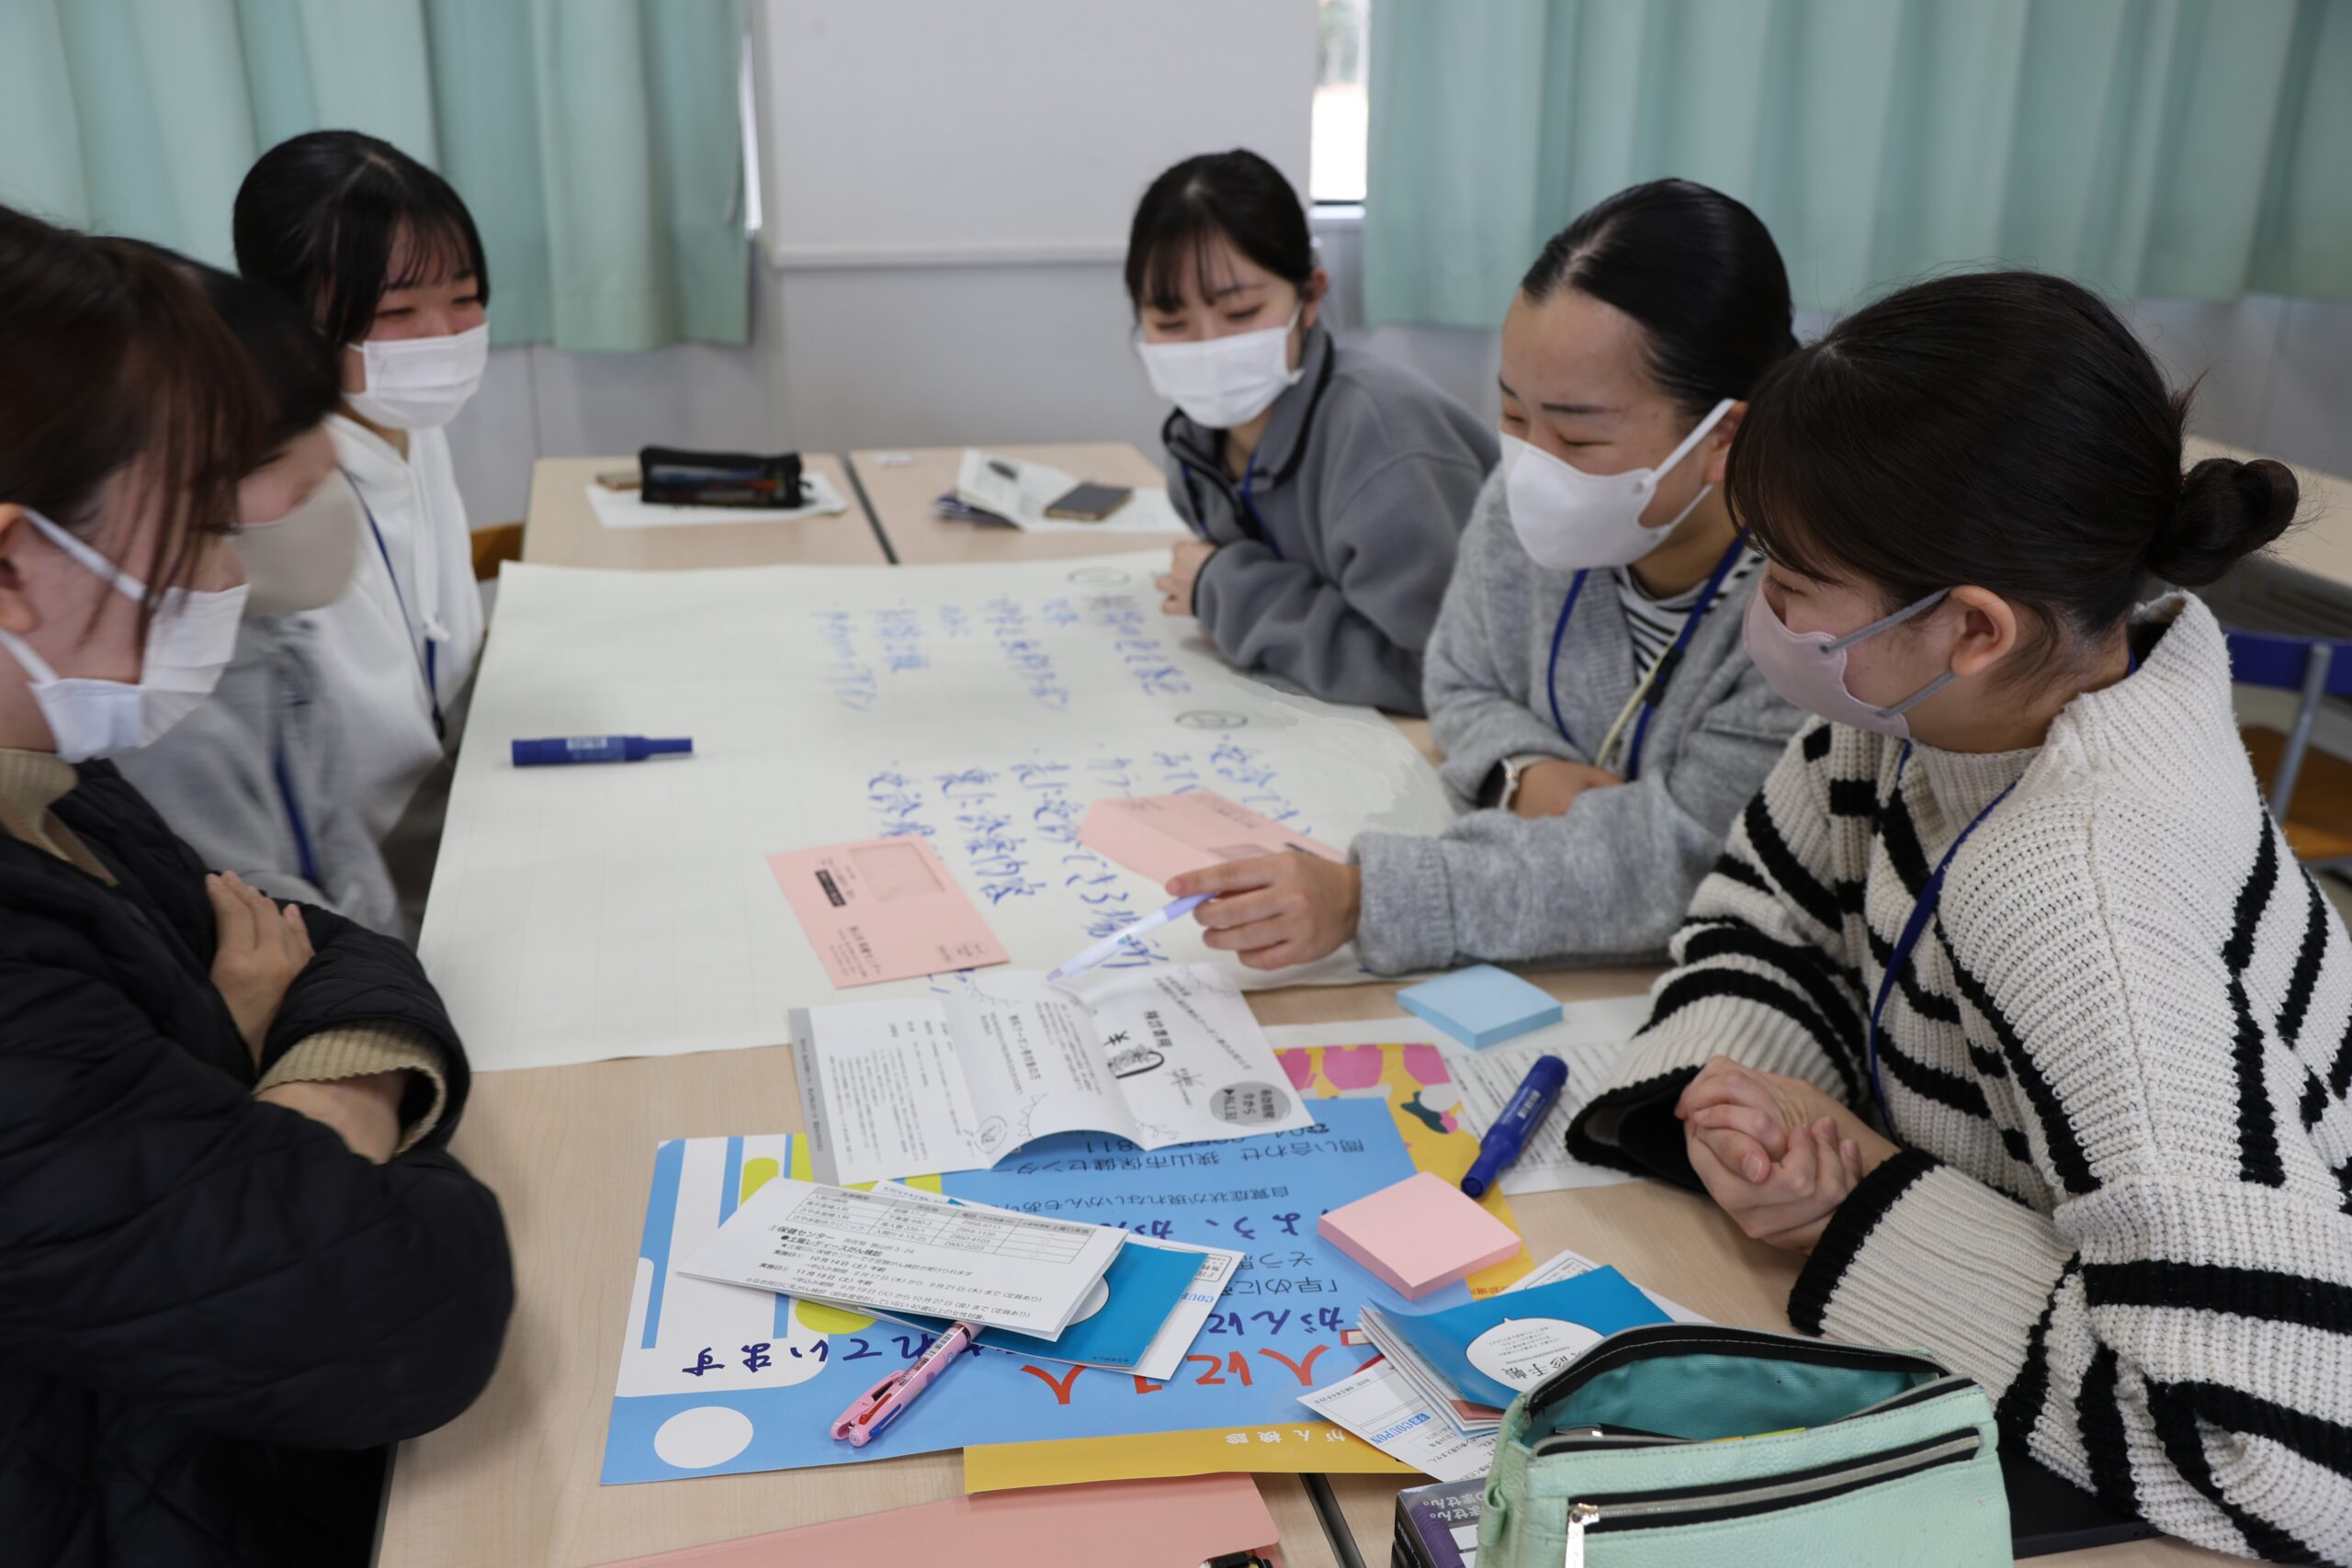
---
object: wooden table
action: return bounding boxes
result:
[380,454,1334,1567]
[520,455,886,570]
[850,443,1173,565]
[2187,435,2352,592]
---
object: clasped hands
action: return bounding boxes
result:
[1676,1055,1900,1254]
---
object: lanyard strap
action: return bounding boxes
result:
[1177,452,1283,562]
[1545,539,1746,783]
[272,739,321,890]
[1864,751,2021,1122]
[350,473,445,738]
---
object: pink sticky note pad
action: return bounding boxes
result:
[1318,1171,1521,1300]
[767,836,1010,988]
[1079,790,1346,886]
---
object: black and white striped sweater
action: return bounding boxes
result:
[1570,593,2352,1562]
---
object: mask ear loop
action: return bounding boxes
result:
[1827,588,1961,721]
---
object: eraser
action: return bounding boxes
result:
[1317,1172,1521,1300]
[1397,964,1564,1050]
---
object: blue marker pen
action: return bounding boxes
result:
[511,735,693,767]
[1461,1054,1567,1198]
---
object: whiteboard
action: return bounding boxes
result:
[421,555,1455,1071]
[758,0,1317,265]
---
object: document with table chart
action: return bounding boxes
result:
[678,1177,1122,1337]
[792,964,1314,1185]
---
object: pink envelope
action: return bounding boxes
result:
[1079,791,1345,886]
[768,835,1010,988]
[590,1472,1284,1566]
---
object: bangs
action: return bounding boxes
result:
[311,162,491,346]
[1722,344,1901,590]
[1133,219,1248,315]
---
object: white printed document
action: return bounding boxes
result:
[678,1177,1122,1337]
[794,964,1313,1185]
[1299,1359,1498,1482]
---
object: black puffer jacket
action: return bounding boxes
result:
[0,762,513,1567]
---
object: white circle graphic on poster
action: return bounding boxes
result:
[1464,1317,1601,1395]
[653,1405,755,1469]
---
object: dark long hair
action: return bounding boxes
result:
[0,207,270,618]
[1125,150,1313,316]
[120,242,343,453]
[1729,269,2299,647]
[233,130,489,346]
[1521,178,1797,418]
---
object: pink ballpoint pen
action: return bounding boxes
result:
[828,1320,981,1447]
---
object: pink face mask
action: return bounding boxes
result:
[1742,585,1958,739]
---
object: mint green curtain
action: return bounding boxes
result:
[1365,0,2352,327]
[0,0,747,351]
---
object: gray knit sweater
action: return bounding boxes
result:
[1574,594,2352,1563]
[1351,468,1803,974]
[1165,325,1497,715]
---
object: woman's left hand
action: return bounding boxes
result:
[1157,540,1217,615]
[1688,1114,1867,1254]
[1676,1055,1896,1182]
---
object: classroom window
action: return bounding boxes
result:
[1312,0,1369,204]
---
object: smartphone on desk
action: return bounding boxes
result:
[1043,481,1133,522]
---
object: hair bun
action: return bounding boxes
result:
[2153,456,2300,586]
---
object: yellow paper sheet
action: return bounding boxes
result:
[965,1419,1417,1491]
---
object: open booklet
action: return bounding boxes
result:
[790,964,1314,1185]
[948,449,1187,535]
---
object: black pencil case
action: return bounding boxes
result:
[639,446,807,508]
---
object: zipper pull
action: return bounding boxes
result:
[1564,1502,1600,1568]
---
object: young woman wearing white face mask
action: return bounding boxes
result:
[1570,272,2347,1562]
[114,254,410,937]
[234,131,492,925]
[0,206,510,1568]
[1129,150,1497,714]
[1173,181,1804,975]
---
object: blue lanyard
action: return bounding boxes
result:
[271,739,321,889]
[1544,538,1746,783]
[1862,642,2138,1123]
[349,471,444,738]
[1178,452,1282,561]
[1865,748,2018,1123]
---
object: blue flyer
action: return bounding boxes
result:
[601,1096,1461,1483]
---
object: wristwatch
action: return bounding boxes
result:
[1489,752,1556,812]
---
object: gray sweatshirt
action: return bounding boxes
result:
[1351,469,1803,973]
[114,614,406,939]
[1164,324,1498,715]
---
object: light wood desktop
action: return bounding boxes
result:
[2187,435,2352,593]
[520,455,885,571]
[850,443,1173,565]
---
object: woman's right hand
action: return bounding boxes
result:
[1511,759,1623,818]
[207,873,314,1065]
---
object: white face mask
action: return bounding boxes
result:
[345,320,490,430]
[1502,398,1735,570]
[233,469,364,616]
[0,511,247,761]
[1136,307,1305,430]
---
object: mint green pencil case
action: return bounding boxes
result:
[1479,1323,2010,1567]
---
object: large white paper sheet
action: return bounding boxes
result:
[1300,1359,1498,1481]
[421,555,1453,1069]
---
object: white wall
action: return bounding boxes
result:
[443,3,2352,530]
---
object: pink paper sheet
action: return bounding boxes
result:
[1079,791,1345,886]
[590,1472,1283,1566]
[767,835,1010,988]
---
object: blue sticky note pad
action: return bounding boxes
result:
[1398,964,1564,1049]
